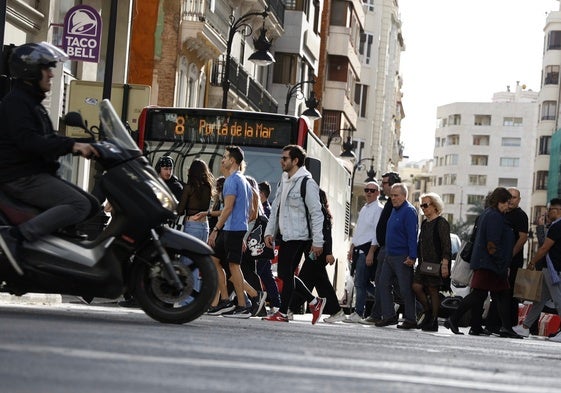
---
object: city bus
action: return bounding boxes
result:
[137,107,352,299]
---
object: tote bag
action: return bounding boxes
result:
[513,268,543,302]
[450,243,473,286]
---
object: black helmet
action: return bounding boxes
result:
[9,42,68,81]
[155,156,174,172]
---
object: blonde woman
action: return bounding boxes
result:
[413,192,451,331]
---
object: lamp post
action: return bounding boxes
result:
[326,127,355,148]
[349,157,376,223]
[284,79,321,120]
[221,10,274,109]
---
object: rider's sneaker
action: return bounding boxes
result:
[309,297,326,325]
[0,226,23,275]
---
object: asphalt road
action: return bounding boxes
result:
[0,301,559,393]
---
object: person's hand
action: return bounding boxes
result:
[73,143,99,159]
[527,261,536,271]
[208,230,217,248]
[347,249,353,261]
[366,252,374,266]
[310,246,323,259]
[441,264,450,278]
[264,235,274,248]
[403,257,415,267]
[326,255,335,265]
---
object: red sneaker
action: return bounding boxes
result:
[309,297,326,325]
[262,311,289,322]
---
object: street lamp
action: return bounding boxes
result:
[326,127,354,148]
[284,79,321,120]
[349,157,376,223]
[221,10,275,109]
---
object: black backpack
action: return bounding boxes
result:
[300,176,332,238]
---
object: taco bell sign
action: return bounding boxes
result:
[63,5,102,63]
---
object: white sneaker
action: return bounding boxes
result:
[549,330,561,342]
[324,309,346,323]
[343,311,362,323]
[512,324,530,338]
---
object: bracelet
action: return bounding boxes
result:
[213,227,221,232]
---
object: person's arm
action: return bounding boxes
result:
[528,238,555,270]
[208,194,234,247]
[512,231,528,256]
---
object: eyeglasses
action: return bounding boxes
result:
[364,188,379,193]
[280,156,291,161]
[420,203,431,209]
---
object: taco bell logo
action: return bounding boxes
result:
[63,5,102,63]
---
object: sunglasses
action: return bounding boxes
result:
[420,203,431,209]
[364,188,379,193]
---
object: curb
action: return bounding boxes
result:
[0,293,62,305]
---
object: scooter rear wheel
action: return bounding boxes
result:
[131,251,217,324]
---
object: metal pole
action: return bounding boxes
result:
[102,0,118,100]
[0,0,6,75]
[221,10,268,109]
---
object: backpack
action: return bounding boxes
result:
[300,176,332,238]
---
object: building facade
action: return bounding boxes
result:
[432,83,538,227]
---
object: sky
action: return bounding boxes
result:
[398,0,561,161]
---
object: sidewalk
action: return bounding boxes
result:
[0,293,62,305]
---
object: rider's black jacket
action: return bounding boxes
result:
[0,81,75,183]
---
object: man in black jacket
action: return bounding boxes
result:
[0,42,98,275]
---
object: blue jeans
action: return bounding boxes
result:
[368,246,386,319]
[378,254,416,322]
[183,220,209,242]
[354,252,375,316]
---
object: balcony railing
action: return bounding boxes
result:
[268,0,285,25]
[182,0,232,38]
[211,58,278,113]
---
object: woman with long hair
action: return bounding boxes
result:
[177,159,214,242]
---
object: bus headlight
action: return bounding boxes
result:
[146,179,177,211]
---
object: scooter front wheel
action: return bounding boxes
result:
[131,251,217,324]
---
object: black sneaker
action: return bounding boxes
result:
[222,305,252,319]
[375,315,399,327]
[206,299,235,316]
[250,290,267,316]
[0,226,23,275]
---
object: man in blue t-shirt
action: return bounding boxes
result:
[207,146,259,318]
[514,198,561,341]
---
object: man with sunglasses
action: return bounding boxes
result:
[344,181,383,322]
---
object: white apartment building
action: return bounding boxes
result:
[531,4,561,219]
[431,83,538,227]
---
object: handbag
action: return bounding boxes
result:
[459,240,473,262]
[450,250,473,286]
[419,261,441,277]
[513,268,543,302]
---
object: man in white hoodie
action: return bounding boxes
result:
[263,145,326,324]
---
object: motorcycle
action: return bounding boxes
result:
[0,99,217,324]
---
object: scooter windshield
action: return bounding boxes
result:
[99,99,142,157]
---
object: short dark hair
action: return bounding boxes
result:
[382,171,401,185]
[488,187,512,208]
[225,146,244,165]
[283,145,306,167]
[258,181,271,198]
[550,198,561,207]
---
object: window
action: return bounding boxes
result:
[503,117,523,126]
[448,114,461,125]
[536,171,548,190]
[354,84,368,117]
[327,55,348,82]
[539,136,551,155]
[544,65,560,85]
[500,157,520,167]
[548,31,561,50]
[435,137,440,148]
[471,155,488,166]
[362,0,375,12]
[437,118,447,128]
[273,53,297,84]
[474,114,491,126]
[473,135,490,145]
[498,178,518,188]
[442,194,455,204]
[468,175,487,186]
[443,174,457,185]
[445,154,458,165]
[467,194,485,205]
[444,213,454,223]
[465,214,478,225]
[542,101,557,121]
[359,33,374,65]
[446,134,460,145]
[501,137,521,147]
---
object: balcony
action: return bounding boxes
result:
[210,58,278,112]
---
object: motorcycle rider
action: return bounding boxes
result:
[0,42,99,275]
